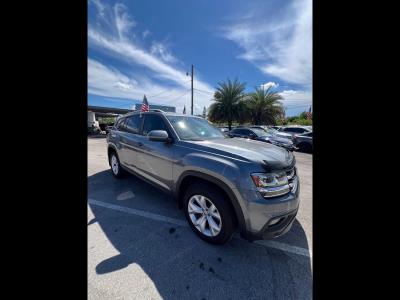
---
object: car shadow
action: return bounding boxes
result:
[88,170,312,299]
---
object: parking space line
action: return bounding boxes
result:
[88,198,312,258]
[255,240,312,257]
[88,199,187,227]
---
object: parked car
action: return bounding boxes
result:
[229,127,296,151]
[293,132,313,153]
[107,111,299,245]
[218,126,230,133]
[270,126,283,131]
[250,126,293,140]
[278,126,311,137]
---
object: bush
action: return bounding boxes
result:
[287,118,312,126]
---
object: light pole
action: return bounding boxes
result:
[186,65,194,115]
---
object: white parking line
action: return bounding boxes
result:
[88,198,312,258]
[88,199,187,227]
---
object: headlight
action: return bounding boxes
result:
[251,172,291,198]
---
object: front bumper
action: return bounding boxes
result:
[238,176,300,241]
[245,207,298,241]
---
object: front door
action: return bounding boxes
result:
[134,114,174,191]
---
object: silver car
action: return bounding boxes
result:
[107,111,300,245]
[279,126,312,138]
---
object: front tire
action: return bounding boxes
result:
[298,142,312,153]
[183,183,235,245]
[109,152,126,178]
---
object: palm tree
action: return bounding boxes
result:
[208,79,247,130]
[247,86,284,125]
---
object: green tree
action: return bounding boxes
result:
[208,79,247,130]
[299,111,308,119]
[246,86,284,125]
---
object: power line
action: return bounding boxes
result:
[146,79,192,98]
[193,90,213,98]
[193,88,214,95]
[168,90,191,104]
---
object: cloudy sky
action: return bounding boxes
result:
[88,0,312,116]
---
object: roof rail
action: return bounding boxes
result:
[149,109,164,113]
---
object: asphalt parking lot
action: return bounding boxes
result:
[88,137,312,300]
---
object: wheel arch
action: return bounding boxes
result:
[175,171,246,235]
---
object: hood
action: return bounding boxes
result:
[259,135,293,145]
[187,138,294,170]
[275,132,292,138]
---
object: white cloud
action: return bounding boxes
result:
[279,89,312,109]
[142,30,151,39]
[222,0,312,86]
[150,42,178,63]
[114,3,136,40]
[89,0,105,17]
[260,81,279,90]
[88,59,211,115]
[88,0,214,114]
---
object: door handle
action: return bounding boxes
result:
[138,142,143,146]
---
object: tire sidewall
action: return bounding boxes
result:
[110,152,124,178]
[183,183,234,245]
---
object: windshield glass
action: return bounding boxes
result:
[268,128,279,134]
[251,128,269,137]
[167,116,226,141]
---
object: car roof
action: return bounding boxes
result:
[119,110,203,119]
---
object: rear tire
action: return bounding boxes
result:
[183,183,235,245]
[109,152,126,178]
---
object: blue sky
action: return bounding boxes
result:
[88,0,312,116]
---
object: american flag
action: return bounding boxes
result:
[141,95,150,112]
[307,106,312,119]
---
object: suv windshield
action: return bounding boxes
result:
[167,116,225,141]
[268,128,279,134]
[251,128,269,137]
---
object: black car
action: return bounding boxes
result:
[292,132,312,152]
[228,127,296,151]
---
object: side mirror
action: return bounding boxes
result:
[148,130,171,142]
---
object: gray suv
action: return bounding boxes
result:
[107,110,300,245]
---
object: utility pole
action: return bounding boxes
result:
[191,64,194,115]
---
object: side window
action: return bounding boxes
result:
[231,129,240,134]
[125,115,142,134]
[234,129,245,135]
[116,118,127,131]
[242,129,252,136]
[142,115,168,136]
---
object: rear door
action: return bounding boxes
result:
[134,114,175,191]
[119,114,143,168]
